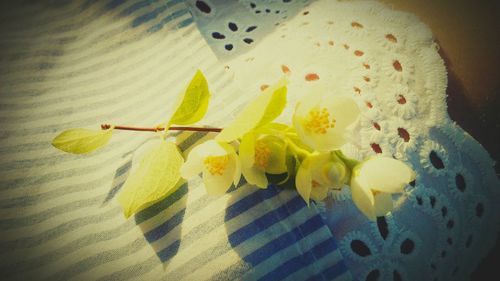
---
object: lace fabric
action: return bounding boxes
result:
[189,0,500,280]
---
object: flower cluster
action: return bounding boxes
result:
[52,71,415,220]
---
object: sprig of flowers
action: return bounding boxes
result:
[52,70,415,220]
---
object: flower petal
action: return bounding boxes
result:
[296,159,312,206]
[203,156,236,196]
[242,165,268,188]
[219,142,241,186]
[239,132,256,168]
[329,96,360,129]
[374,193,394,217]
[310,185,328,201]
[180,146,205,179]
[358,157,415,193]
[350,172,376,221]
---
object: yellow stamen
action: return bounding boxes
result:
[304,107,336,134]
[204,155,229,176]
[254,140,271,169]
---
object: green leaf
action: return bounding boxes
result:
[256,85,287,128]
[216,77,288,142]
[51,128,113,154]
[169,70,211,126]
[117,140,184,218]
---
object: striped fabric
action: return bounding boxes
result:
[0,1,350,280]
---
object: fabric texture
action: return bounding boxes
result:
[0,0,498,281]
[0,0,349,280]
[217,1,500,281]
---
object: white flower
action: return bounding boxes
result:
[293,92,360,152]
[181,140,241,195]
[350,156,416,220]
[239,131,288,188]
[296,152,348,205]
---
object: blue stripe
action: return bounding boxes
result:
[319,261,349,281]
[132,4,168,27]
[134,183,189,224]
[258,231,340,281]
[177,17,194,29]
[157,240,181,261]
[145,185,279,247]
[228,194,305,248]
[225,185,281,221]
[148,8,189,33]
[120,0,157,16]
[244,214,323,267]
[144,209,186,242]
[106,0,126,10]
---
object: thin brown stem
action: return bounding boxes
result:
[101,124,222,133]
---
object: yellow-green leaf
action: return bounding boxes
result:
[118,141,184,218]
[51,128,113,154]
[216,77,288,142]
[169,70,210,126]
[256,85,287,127]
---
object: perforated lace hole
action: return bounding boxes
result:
[354,87,362,95]
[446,220,454,229]
[397,128,410,142]
[371,143,382,154]
[260,84,269,91]
[363,76,371,82]
[246,26,257,32]
[409,180,416,187]
[373,122,381,131]
[400,239,415,254]
[429,151,445,169]
[429,196,436,208]
[351,240,372,257]
[386,34,398,43]
[303,11,309,15]
[393,60,403,72]
[343,44,350,50]
[363,63,371,69]
[455,174,466,192]
[475,203,484,217]
[366,102,373,108]
[416,196,423,205]
[447,237,453,245]
[228,22,238,31]
[351,21,364,28]
[441,206,448,217]
[211,32,225,39]
[376,217,389,240]
[465,235,473,248]
[243,38,254,44]
[366,270,380,281]
[393,270,403,281]
[397,95,407,104]
[305,73,320,81]
[224,44,233,51]
[354,50,364,56]
[281,65,291,74]
[328,40,334,46]
[195,0,211,13]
